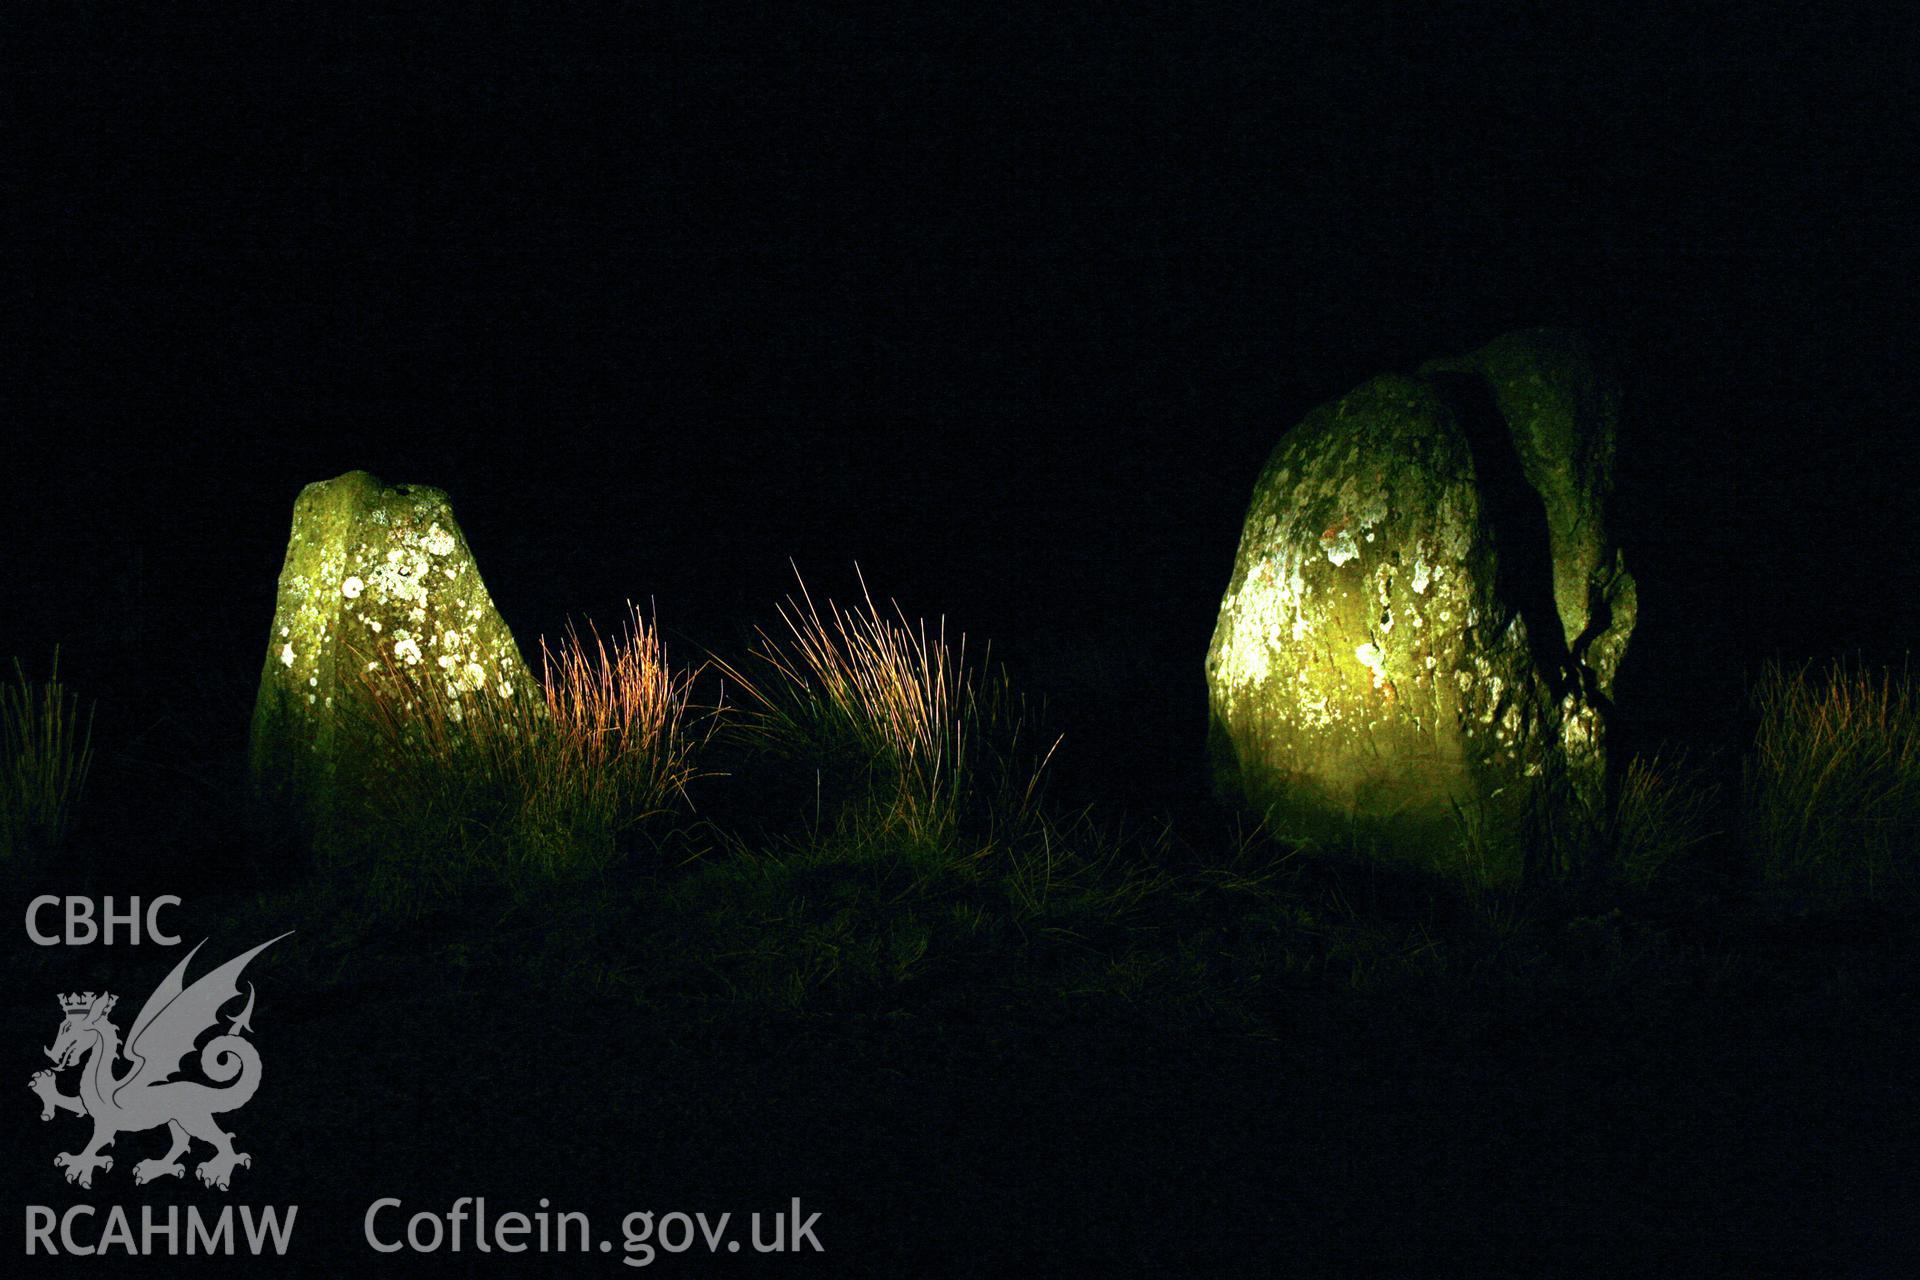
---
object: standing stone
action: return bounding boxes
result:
[1205,330,1636,883]
[248,471,532,858]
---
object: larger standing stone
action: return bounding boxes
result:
[248,471,532,857]
[1205,330,1636,883]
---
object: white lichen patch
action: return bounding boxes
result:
[1354,642,1390,690]
[1217,585,1276,688]
[365,548,431,609]
[1321,527,1359,567]
[422,523,456,556]
[342,575,364,599]
[280,643,296,668]
[1212,546,1315,695]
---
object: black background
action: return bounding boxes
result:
[7,8,1918,823]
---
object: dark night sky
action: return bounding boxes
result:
[7,5,1918,805]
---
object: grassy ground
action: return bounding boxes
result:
[3,607,1916,1275]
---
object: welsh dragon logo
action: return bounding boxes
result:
[28,933,291,1191]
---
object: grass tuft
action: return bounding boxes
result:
[0,649,96,863]
[717,567,1058,849]
[536,604,710,836]
[345,604,706,900]
[1744,658,1920,908]
[1607,751,1721,891]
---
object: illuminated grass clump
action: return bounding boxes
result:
[718,569,1057,851]
[345,603,705,899]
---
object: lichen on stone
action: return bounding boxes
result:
[247,470,534,860]
[1206,331,1636,884]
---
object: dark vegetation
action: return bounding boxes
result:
[3,579,1915,1275]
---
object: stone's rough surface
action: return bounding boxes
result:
[1419,329,1638,696]
[248,471,530,855]
[1205,331,1636,883]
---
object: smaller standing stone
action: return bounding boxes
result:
[248,471,531,858]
